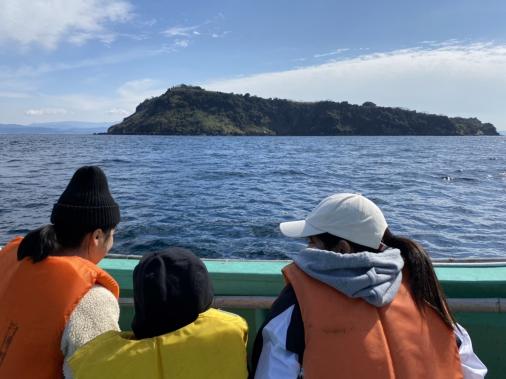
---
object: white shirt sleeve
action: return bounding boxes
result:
[455,323,487,379]
[254,305,301,379]
[61,285,120,379]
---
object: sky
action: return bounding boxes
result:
[1,0,506,129]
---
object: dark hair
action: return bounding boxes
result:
[315,229,456,329]
[17,224,115,263]
[314,232,379,254]
[382,228,456,328]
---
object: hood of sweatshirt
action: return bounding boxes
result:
[286,247,404,307]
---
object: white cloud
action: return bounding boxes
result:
[69,79,164,118]
[74,79,164,119]
[107,107,129,115]
[25,108,67,116]
[163,25,200,37]
[211,31,230,39]
[141,18,157,27]
[175,39,190,48]
[205,42,506,129]
[67,31,116,46]
[0,0,133,49]
[3,78,165,123]
[116,79,164,103]
[313,48,349,58]
[0,48,169,81]
[162,20,229,45]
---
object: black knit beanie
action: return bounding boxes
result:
[131,247,214,339]
[50,166,120,231]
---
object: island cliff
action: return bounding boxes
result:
[108,85,499,136]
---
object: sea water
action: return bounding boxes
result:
[1,134,505,259]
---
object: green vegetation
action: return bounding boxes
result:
[108,85,499,136]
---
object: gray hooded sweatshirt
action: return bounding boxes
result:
[286,247,404,307]
[253,248,487,378]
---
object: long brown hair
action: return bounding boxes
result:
[315,229,456,329]
[382,228,456,328]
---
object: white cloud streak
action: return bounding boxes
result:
[25,108,67,116]
[1,78,165,123]
[205,42,506,129]
[162,19,229,47]
[313,48,349,58]
[162,25,200,37]
[5,41,505,129]
[0,47,171,80]
[0,0,133,49]
[116,79,164,106]
[107,107,129,115]
[175,39,190,48]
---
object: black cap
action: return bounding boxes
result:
[131,247,214,339]
[50,166,120,230]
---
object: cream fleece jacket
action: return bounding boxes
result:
[61,285,120,379]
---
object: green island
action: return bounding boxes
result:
[108,85,499,136]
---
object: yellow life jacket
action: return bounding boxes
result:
[69,308,248,379]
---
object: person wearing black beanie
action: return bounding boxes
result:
[0,166,122,379]
[131,247,214,339]
[50,165,120,234]
[67,248,249,379]
[17,165,121,263]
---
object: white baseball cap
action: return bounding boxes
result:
[279,193,388,249]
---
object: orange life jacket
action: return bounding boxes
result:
[283,263,463,379]
[0,237,119,379]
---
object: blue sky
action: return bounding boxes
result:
[1,0,506,129]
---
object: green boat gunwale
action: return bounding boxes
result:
[99,255,506,379]
[2,244,505,378]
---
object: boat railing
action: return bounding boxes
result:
[2,249,503,313]
[106,254,506,265]
[107,254,506,313]
[117,295,506,313]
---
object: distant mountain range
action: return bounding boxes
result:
[0,121,112,134]
[108,85,499,136]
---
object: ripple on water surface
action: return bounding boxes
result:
[1,135,505,259]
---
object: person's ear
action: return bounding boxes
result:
[90,229,104,247]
